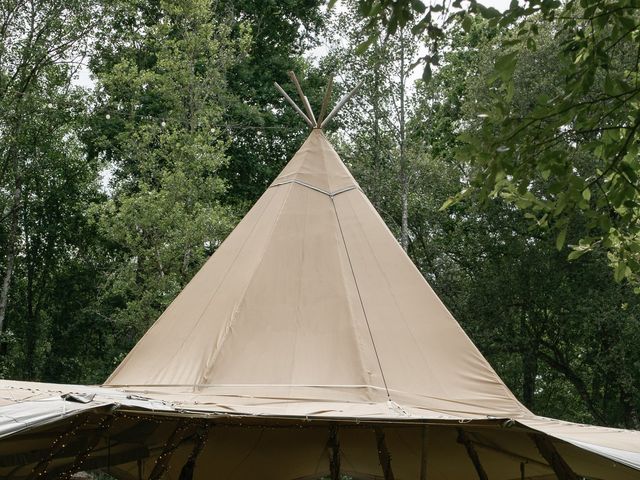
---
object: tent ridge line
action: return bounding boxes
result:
[330,195,391,401]
[269,179,361,198]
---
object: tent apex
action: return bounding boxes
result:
[275,72,362,130]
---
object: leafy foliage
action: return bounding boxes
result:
[85,0,249,372]
[0,0,326,382]
[0,0,638,432]
[217,0,327,205]
[358,0,640,284]
[0,0,102,378]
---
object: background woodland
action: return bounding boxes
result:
[1,0,639,430]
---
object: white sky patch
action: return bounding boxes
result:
[74,63,94,89]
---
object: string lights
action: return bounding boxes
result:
[58,414,115,480]
[31,414,93,478]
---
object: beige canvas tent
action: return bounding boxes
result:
[0,75,639,479]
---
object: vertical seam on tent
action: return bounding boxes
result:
[346,192,447,396]
[353,195,528,413]
[331,200,379,392]
[330,195,391,401]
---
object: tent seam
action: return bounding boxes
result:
[270,179,359,198]
[342,192,447,396]
[330,196,391,401]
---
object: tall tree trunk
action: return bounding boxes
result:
[0,156,21,337]
[398,28,409,252]
[372,53,382,206]
[520,311,538,409]
[24,202,37,377]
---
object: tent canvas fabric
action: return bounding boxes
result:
[0,130,638,479]
[105,129,529,420]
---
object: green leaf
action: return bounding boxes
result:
[494,51,518,81]
[477,4,501,18]
[614,261,627,282]
[422,62,432,83]
[556,226,567,250]
[568,249,587,260]
[440,197,456,211]
[461,14,473,32]
[410,0,427,13]
[355,36,377,55]
[604,75,619,96]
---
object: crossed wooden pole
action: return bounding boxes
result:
[274,71,363,129]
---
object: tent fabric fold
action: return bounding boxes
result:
[0,130,638,479]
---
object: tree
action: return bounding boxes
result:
[0,0,101,378]
[407,18,640,428]
[356,0,640,284]
[85,0,241,370]
[326,1,421,251]
[216,0,327,206]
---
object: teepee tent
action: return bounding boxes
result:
[0,74,638,480]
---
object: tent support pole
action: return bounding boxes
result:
[419,425,428,480]
[328,425,340,480]
[530,434,579,480]
[288,71,317,127]
[149,419,192,480]
[317,76,333,127]
[471,438,548,469]
[457,429,488,480]
[274,82,314,128]
[321,81,363,129]
[178,423,210,480]
[374,427,395,480]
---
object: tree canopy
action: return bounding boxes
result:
[0,0,638,435]
[357,0,640,285]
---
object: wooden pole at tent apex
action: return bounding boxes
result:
[274,81,314,128]
[317,75,333,126]
[288,71,317,127]
[273,73,362,129]
[320,79,363,128]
